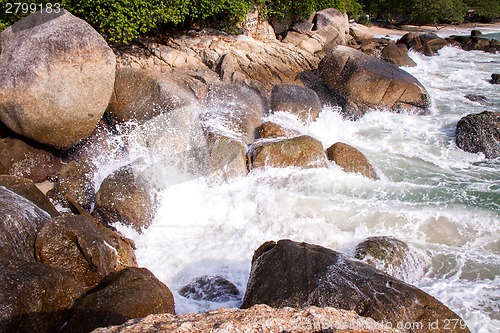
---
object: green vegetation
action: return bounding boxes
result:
[0,0,499,43]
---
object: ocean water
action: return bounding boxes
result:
[97,34,499,332]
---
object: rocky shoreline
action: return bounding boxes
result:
[0,7,498,333]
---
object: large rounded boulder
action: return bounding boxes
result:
[94,165,158,231]
[107,68,196,124]
[455,111,500,159]
[270,84,322,123]
[35,213,137,291]
[0,10,116,149]
[326,142,379,180]
[319,46,430,119]
[242,240,470,333]
[61,267,175,333]
[0,259,83,333]
[250,135,328,169]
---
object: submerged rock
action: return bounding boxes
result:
[61,267,175,333]
[242,240,470,333]
[0,10,115,149]
[354,236,429,283]
[250,135,327,169]
[326,142,379,180]
[319,46,430,119]
[491,74,500,84]
[464,94,489,105]
[92,304,400,333]
[455,111,500,159]
[179,275,240,302]
[0,259,83,333]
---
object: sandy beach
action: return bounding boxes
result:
[367,22,500,38]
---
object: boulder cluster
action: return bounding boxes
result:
[0,7,496,333]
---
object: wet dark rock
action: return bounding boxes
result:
[94,165,158,231]
[326,142,379,180]
[0,175,59,218]
[270,84,322,123]
[470,30,483,37]
[0,138,61,182]
[381,42,416,67]
[47,158,96,210]
[250,135,327,169]
[0,258,83,333]
[61,267,175,333]
[354,236,428,283]
[464,94,489,105]
[319,46,430,119]
[491,74,500,84]
[397,33,447,56]
[455,111,500,159]
[242,239,470,333]
[0,183,53,261]
[35,213,137,291]
[179,275,240,302]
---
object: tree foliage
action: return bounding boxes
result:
[1,0,499,43]
[465,0,500,21]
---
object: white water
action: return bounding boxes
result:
[97,37,499,332]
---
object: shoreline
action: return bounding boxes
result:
[367,22,500,38]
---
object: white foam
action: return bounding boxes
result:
[102,45,499,331]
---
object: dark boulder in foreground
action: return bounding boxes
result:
[456,111,500,159]
[242,240,470,333]
[319,46,430,119]
[491,74,500,84]
[0,259,83,333]
[61,267,175,333]
[35,213,137,291]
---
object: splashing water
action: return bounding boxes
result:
[98,41,499,332]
